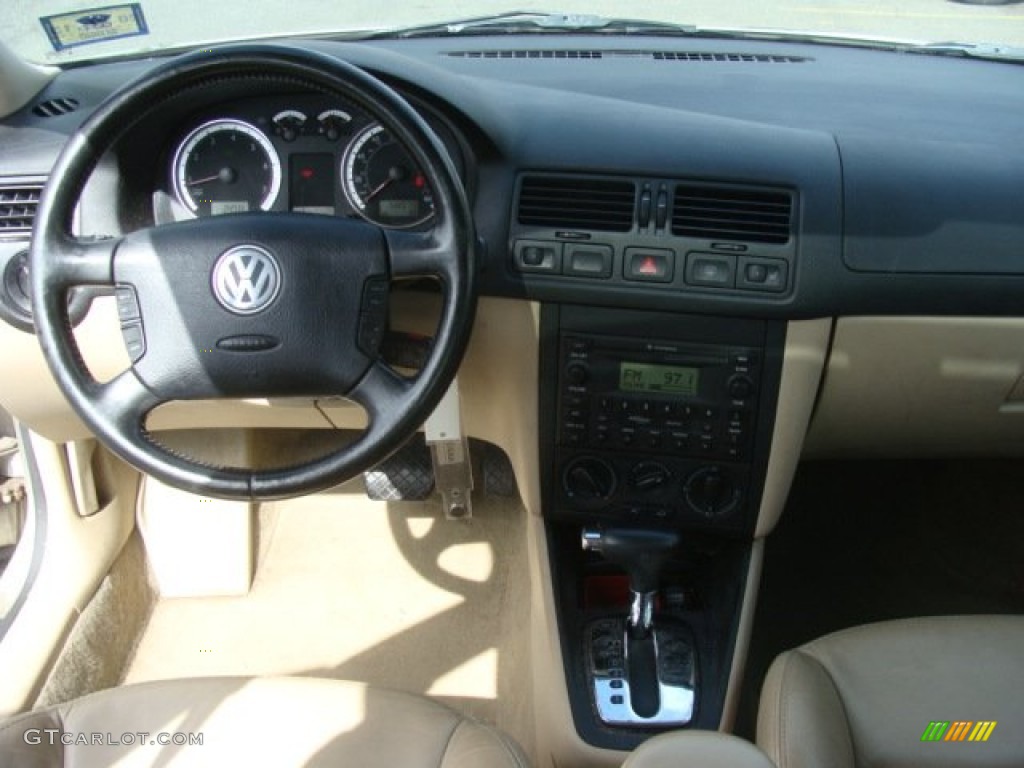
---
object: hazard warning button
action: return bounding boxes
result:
[624,248,674,283]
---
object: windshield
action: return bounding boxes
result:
[3,0,1024,64]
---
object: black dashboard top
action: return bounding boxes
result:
[3,34,1024,320]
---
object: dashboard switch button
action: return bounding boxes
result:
[685,253,736,288]
[565,244,613,278]
[624,248,674,282]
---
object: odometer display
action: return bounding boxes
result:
[172,118,281,216]
[619,362,699,396]
[341,123,435,228]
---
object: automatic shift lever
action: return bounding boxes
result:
[582,526,686,721]
[581,527,679,637]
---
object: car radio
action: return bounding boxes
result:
[553,332,763,528]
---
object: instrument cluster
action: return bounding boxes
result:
[161,93,464,229]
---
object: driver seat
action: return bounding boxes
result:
[0,676,529,767]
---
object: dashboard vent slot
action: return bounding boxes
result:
[448,49,604,59]
[652,52,809,63]
[445,50,809,62]
[0,182,44,234]
[32,97,80,118]
[518,176,635,232]
[672,185,792,244]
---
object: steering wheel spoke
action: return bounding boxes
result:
[385,229,455,281]
[46,234,120,290]
[92,368,163,439]
[348,361,413,425]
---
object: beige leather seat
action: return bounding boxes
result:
[757,615,1024,767]
[0,676,528,767]
[623,731,775,768]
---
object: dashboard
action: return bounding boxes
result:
[1,36,1023,447]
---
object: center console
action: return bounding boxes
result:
[540,304,784,750]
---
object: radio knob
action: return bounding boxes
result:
[564,457,617,501]
[566,361,590,386]
[727,375,754,399]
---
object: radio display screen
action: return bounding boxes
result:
[619,362,699,395]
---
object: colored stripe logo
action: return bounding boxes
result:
[921,721,997,742]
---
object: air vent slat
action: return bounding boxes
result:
[672,185,793,244]
[0,183,44,234]
[518,176,635,232]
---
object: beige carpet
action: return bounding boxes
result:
[124,484,534,755]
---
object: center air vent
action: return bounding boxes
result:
[0,182,44,235]
[518,176,635,232]
[671,184,792,244]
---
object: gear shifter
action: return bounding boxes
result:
[581,527,678,637]
[581,526,695,725]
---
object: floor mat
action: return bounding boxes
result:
[125,484,533,750]
[735,458,1024,738]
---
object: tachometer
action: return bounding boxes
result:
[341,123,435,228]
[172,118,281,216]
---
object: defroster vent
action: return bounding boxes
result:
[0,182,44,235]
[672,184,792,244]
[518,176,635,232]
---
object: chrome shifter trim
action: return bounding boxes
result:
[629,590,656,634]
[586,617,696,727]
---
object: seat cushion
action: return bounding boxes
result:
[622,731,775,768]
[0,676,528,767]
[757,615,1024,768]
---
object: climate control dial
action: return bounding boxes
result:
[684,466,740,518]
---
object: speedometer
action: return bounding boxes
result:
[341,123,435,228]
[172,118,281,216]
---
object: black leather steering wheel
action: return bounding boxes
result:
[30,45,476,500]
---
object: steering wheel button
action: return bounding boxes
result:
[120,322,146,363]
[115,285,141,322]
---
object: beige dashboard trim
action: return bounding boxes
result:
[754,318,832,538]
[720,537,764,732]
[804,316,1024,458]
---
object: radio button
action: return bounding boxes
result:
[564,406,588,422]
[670,432,689,451]
[645,430,663,449]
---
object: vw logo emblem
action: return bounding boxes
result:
[211,245,281,315]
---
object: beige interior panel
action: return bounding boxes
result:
[805,317,1024,458]
[137,478,254,597]
[525,512,626,768]
[0,435,139,715]
[0,299,129,440]
[719,537,764,731]
[0,42,55,117]
[755,318,832,538]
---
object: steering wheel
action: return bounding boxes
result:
[30,45,476,500]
